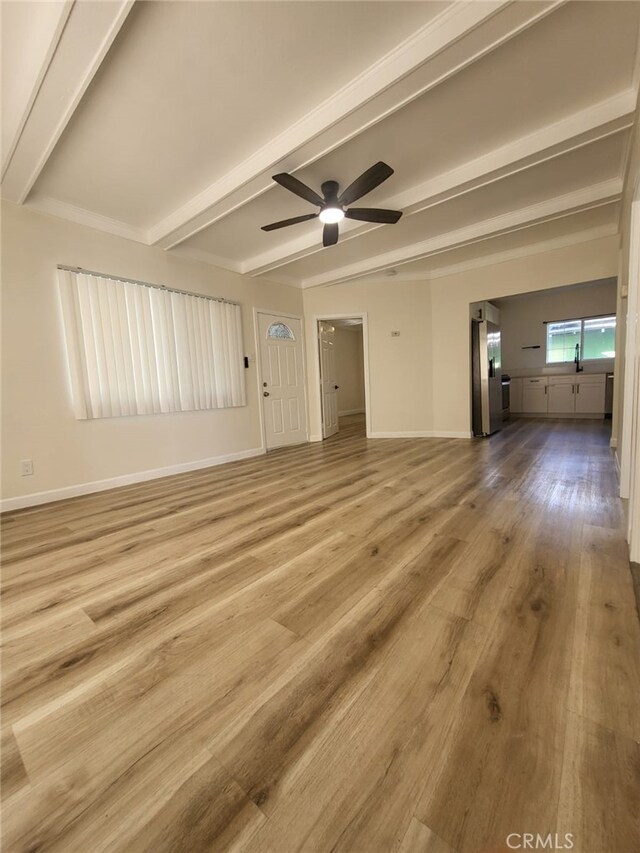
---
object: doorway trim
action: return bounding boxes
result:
[620,175,640,502]
[311,312,371,440]
[619,170,640,560]
[253,308,309,451]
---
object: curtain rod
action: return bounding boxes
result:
[543,313,615,325]
[57,265,240,307]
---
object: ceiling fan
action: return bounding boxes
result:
[261,161,403,247]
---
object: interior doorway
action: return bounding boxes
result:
[315,314,370,439]
[470,279,617,439]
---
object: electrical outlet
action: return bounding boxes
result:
[20,459,34,476]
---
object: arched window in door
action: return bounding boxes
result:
[266,321,295,341]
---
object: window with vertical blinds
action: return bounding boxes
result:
[58,269,246,419]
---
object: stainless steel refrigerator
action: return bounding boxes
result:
[471,306,502,437]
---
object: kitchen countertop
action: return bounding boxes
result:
[504,367,613,378]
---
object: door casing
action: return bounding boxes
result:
[311,313,371,440]
[318,321,339,439]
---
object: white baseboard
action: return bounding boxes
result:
[369,430,472,439]
[338,408,366,416]
[610,436,618,449]
[369,431,428,438]
[1,446,266,512]
[431,430,474,439]
[309,434,323,442]
[514,412,605,420]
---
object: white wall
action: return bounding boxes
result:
[302,238,619,440]
[494,278,617,376]
[334,326,365,415]
[429,235,620,434]
[0,201,624,511]
[1,201,302,505]
[303,280,433,438]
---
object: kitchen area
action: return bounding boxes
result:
[471,277,617,435]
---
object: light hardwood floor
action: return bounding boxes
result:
[1,416,639,853]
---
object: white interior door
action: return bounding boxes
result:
[318,321,338,438]
[258,313,307,450]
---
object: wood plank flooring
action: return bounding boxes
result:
[2,416,639,853]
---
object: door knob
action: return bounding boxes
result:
[334,385,339,390]
[263,391,270,397]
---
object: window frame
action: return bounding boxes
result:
[545,313,616,366]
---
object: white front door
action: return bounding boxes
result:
[318,321,339,438]
[258,313,307,450]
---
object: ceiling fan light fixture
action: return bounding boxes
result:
[262,163,401,245]
[319,206,345,224]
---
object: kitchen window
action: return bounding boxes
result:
[546,315,616,364]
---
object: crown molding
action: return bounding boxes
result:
[149,0,567,250]
[245,91,634,277]
[168,245,243,275]
[167,246,302,287]
[25,195,147,243]
[1,0,135,204]
[256,272,302,289]
[299,180,622,288]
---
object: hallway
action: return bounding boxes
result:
[2,420,639,852]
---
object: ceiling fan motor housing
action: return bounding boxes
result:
[320,180,340,208]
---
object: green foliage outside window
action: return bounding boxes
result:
[546,315,615,363]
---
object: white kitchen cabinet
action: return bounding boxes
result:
[575,377,606,413]
[522,377,548,413]
[510,373,606,416]
[510,378,523,413]
[547,381,575,414]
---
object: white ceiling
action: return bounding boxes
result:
[2,0,639,289]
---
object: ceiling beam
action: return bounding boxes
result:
[244,221,620,289]
[1,0,135,204]
[1,0,73,177]
[151,0,567,250]
[353,224,618,284]
[299,179,623,288]
[425,224,619,281]
[245,90,635,276]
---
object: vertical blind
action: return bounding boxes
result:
[58,269,246,419]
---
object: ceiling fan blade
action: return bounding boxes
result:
[322,223,339,247]
[345,208,403,224]
[272,173,324,206]
[261,213,318,231]
[337,162,394,206]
